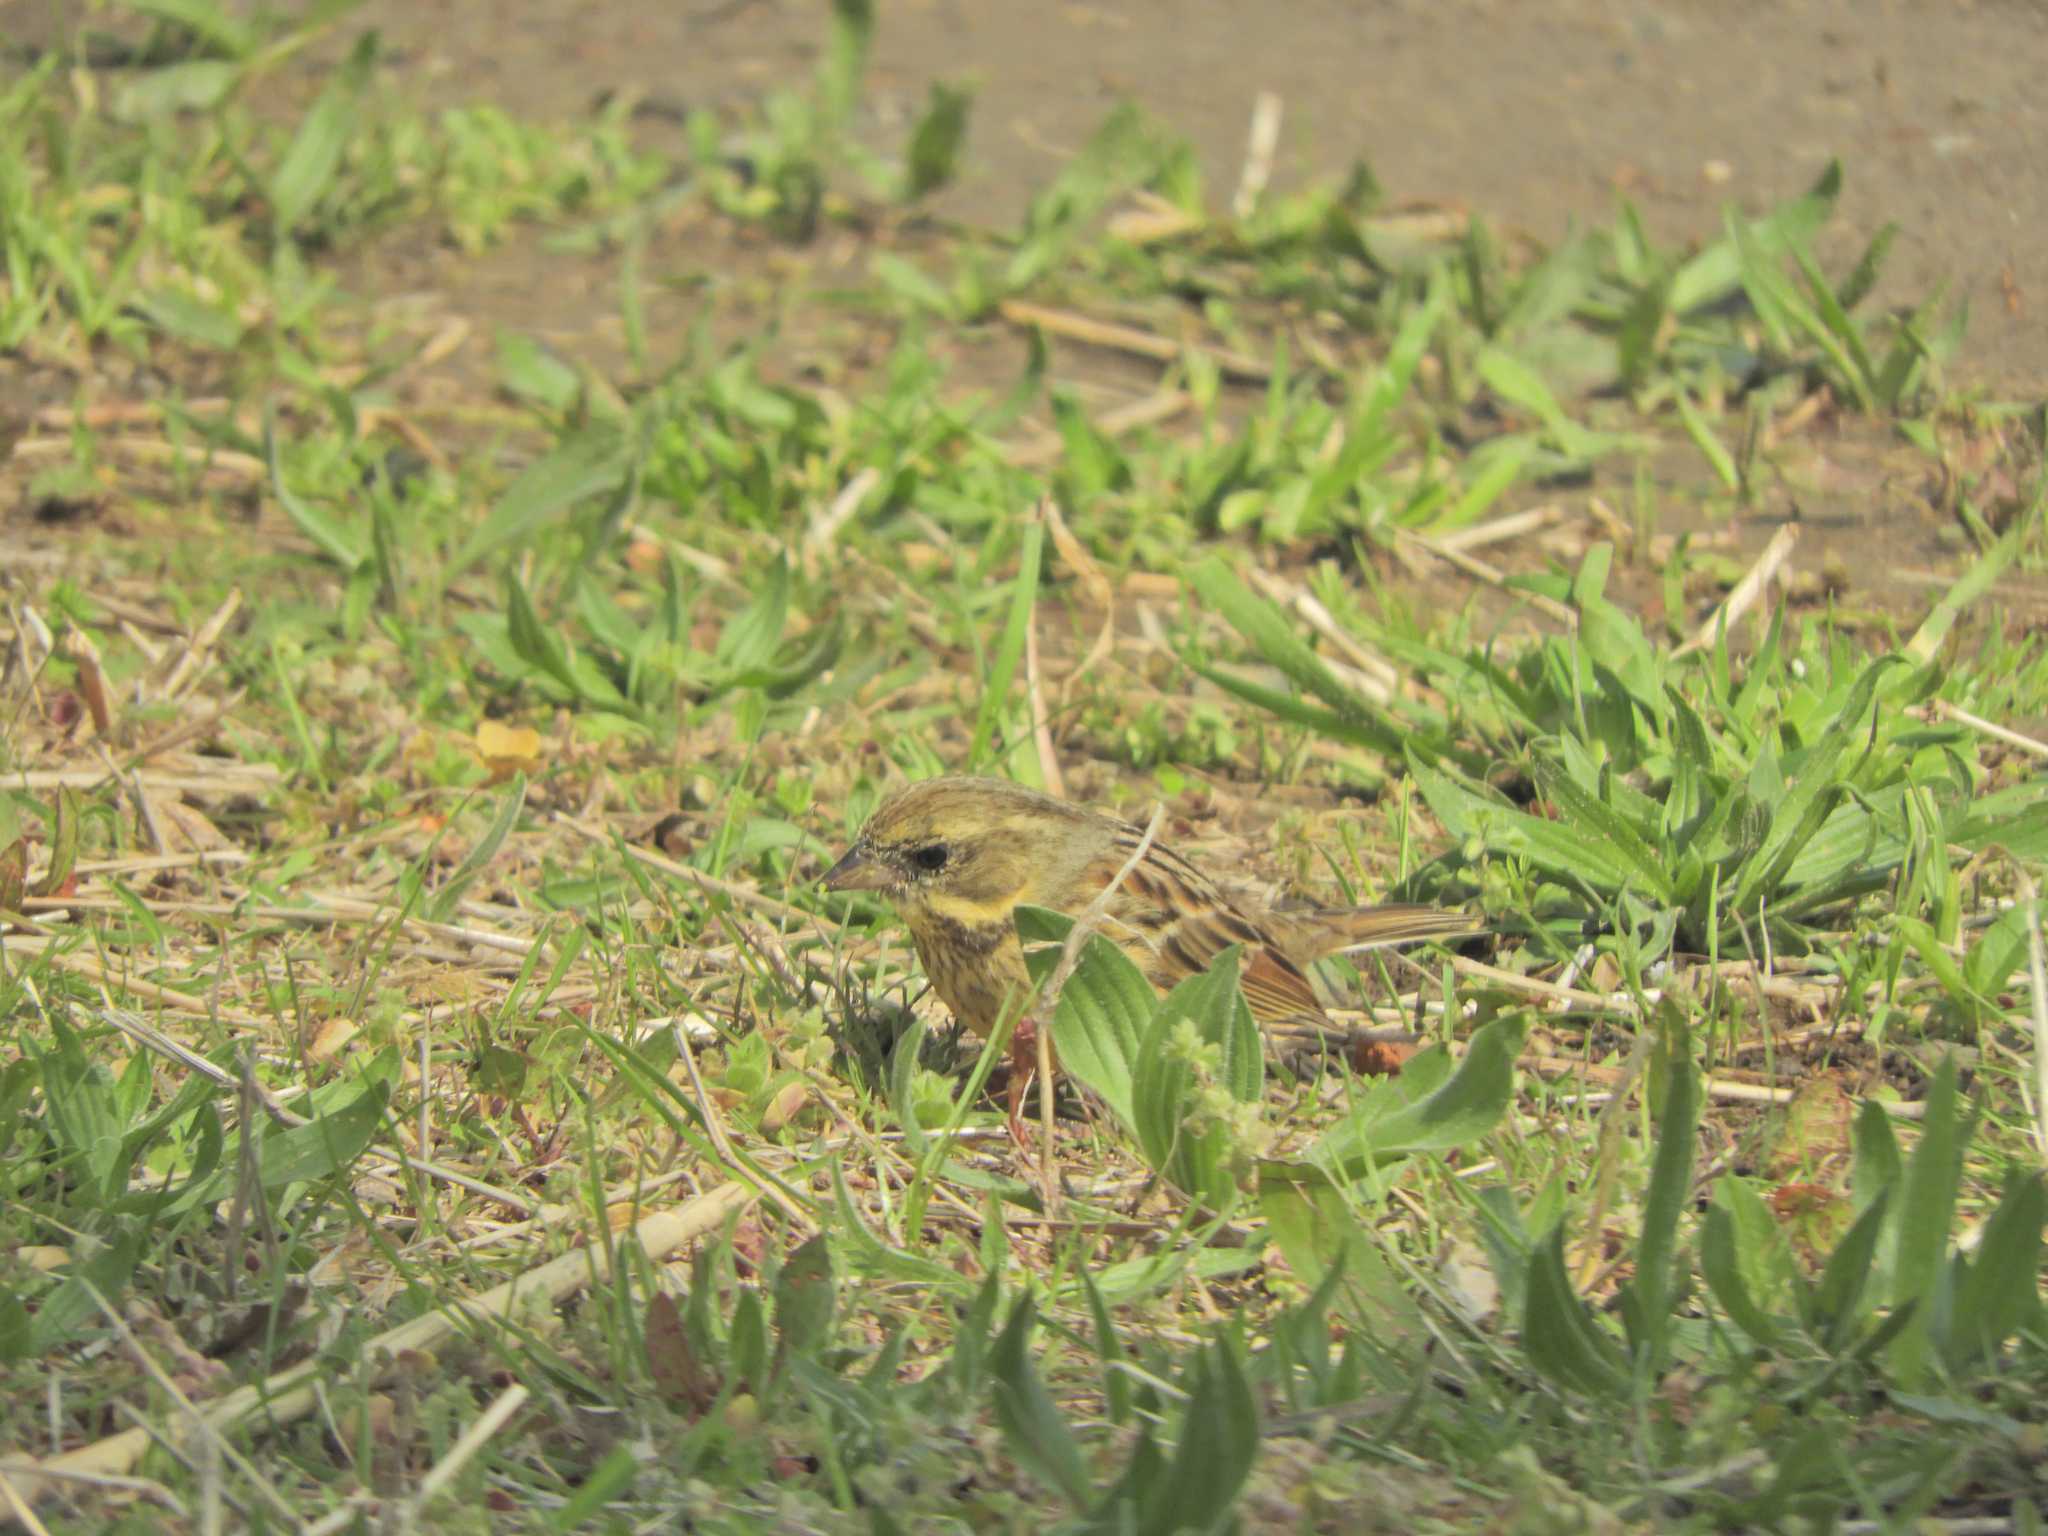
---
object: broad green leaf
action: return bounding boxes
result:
[713,556,791,676]
[1962,902,2036,999]
[1259,1160,1354,1289]
[871,251,954,315]
[830,1164,969,1291]
[1523,1225,1627,1398]
[1130,947,1261,1208]
[251,1077,389,1191]
[1135,1339,1259,1536]
[772,1233,836,1360]
[1700,1201,1782,1350]
[1352,270,1447,442]
[1889,1055,1970,1383]
[1410,753,1643,894]
[26,1224,146,1355]
[1618,1022,1699,1371]
[903,81,972,201]
[817,0,874,136]
[1667,159,1841,316]
[269,34,377,237]
[1906,525,2021,665]
[495,330,582,409]
[1436,436,1533,531]
[133,287,244,349]
[990,1297,1091,1508]
[1675,388,1739,491]
[1019,905,1153,1128]
[426,776,526,922]
[122,0,259,56]
[1316,1014,1523,1169]
[1531,759,1675,903]
[1476,347,1622,461]
[456,421,631,572]
[1187,660,1404,760]
[1729,655,1903,914]
[505,575,630,711]
[1955,779,2048,861]
[970,520,1043,768]
[1851,1099,1903,1231]
[1805,1189,1890,1354]
[1947,1174,2045,1370]
[0,1287,29,1363]
[1791,243,1878,408]
[266,411,363,569]
[1260,1161,1424,1343]
[1186,557,1406,758]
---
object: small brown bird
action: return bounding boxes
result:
[822,775,1476,1040]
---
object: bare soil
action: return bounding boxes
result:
[3,0,2043,617]
[340,0,2044,392]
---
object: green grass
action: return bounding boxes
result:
[3,1,2048,1530]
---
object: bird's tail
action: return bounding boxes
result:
[1270,902,1481,962]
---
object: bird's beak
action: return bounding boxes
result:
[821,842,889,893]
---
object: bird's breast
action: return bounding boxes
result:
[902,902,1031,1035]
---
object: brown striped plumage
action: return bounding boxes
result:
[822,775,1476,1037]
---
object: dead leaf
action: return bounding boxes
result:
[0,840,25,913]
[1769,1180,1853,1266]
[1349,1038,1418,1076]
[760,1081,811,1133]
[475,719,544,782]
[1768,1183,1840,1219]
[646,1291,720,1413]
[65,628,114,735]
[306,1016,359,1063]
[1436,1237,1500,1326]
[1760,1073,1854,1185]
[35,788,80,897]
[155,796,232,853]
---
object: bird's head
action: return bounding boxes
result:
[821,776,1091,917]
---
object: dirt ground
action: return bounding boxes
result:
[334,0,2046,393]
[355,0,2048,615]
[9,0,2035,385]
[3,1,2042,613]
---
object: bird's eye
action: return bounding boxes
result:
[910,842,950,873]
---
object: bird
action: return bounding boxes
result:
[820,775,1477,1045]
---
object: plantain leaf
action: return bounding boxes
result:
[1018,905,1152,1129]
[268,33,377,238]
[1129,946,1262,1209]
[1411,752,1644,895]
[1130,1337,1259,1536]
[1946,1174,2046,1371]
[457,421,631,572]
[1701,1201,1782,1350]
[1315,1014,1523,1171]
[426,776,525,921]
[970,520,1043,769]
[1808,1189,1890,1350]
[990,1296,1091,1508]
[1889,1055,1972,1383]
[1186,556,1409,760]
[1618,1019,1699,1371]
[1523,1225,1627,1399]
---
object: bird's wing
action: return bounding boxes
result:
[1096,842,1331,1027]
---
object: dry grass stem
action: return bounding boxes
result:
[997,299,1272,381]
[0,1185,756,1519]
[1677,524,1800,656]
[1397,531,1579,627]
[1231,91,1283,219]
